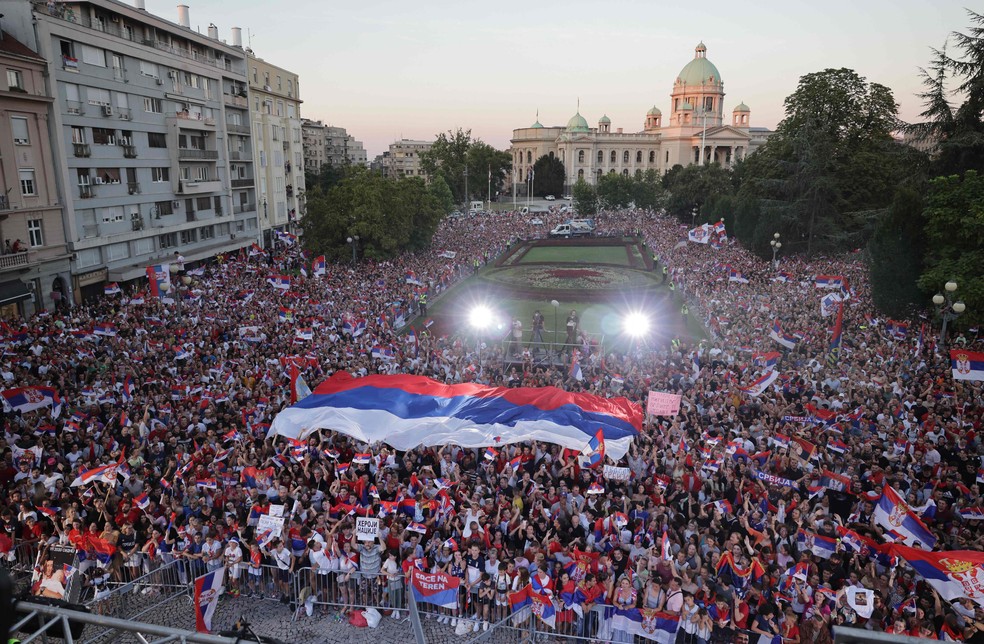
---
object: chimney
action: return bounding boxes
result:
[207,23,218,39]
[134,0,146,9]
[177,4,190,28]
[617,128,623,134]
[230,27,242,48]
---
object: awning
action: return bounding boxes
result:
[0,279,31,305]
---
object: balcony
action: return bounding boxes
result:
[227,124,250,135]
[178,180,222,195]
[282,141,290,151]
[229,150,252,161]
[0,252,29,271]
[127,182,140,195]
[79,185,94,199]
[117,107,132,121]
[223,93,248,108]
[178,148,219,160]
[233,202,256,214]
[73,143,91,158]
[0,195,9,211]
[231,178,253,188]
[122,145,137,158]
[170,112,216,130]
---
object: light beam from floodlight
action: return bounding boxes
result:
[469,305,492,330]
[623,312,651,337]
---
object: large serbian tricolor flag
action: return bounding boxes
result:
[951,350,984,382]
[268,372,642,460]
[891,544,984,607]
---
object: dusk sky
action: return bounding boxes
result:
[149,0,970,158]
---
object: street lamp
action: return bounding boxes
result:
[770,233,782,269]
[932,281,967,347]
[346,235,359,264]
[551,299,560,357]
[469,305,492,372]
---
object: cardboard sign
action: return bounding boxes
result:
[603,465,631,481]
[268,504,285,518]
[255,514,284,547]
[646,391,682,417]
[355,517,379,542]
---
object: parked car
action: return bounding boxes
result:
[528,217,544,225]
[563,195,572,200]
[544,195,556,201]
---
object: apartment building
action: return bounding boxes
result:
[246,50,304,246]
[381,139,432,178]
[1,0,258,300]
[0,30,73,316]
[300,118,326,173]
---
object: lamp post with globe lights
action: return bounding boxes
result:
[932,281,967,347]
[346,236,359,264]
[770,233,782,269]
[551,299,560,358]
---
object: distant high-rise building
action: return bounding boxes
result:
[245,51,305,245]
[301,119,327,173]
[381,139,432,179]
[0,29,72,315]
[2,0,260,301]
[301,119,367,171]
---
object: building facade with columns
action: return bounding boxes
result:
[510,43,772,192]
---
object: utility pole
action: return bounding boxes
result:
[464,167,468,211]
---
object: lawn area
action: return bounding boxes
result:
[518,244,634,267]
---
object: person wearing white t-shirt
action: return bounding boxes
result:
[223,539,243,596]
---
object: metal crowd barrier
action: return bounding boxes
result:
[291,567,407,619]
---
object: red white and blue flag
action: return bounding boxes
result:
[193,567,225,632]
[891,544,984,607]
[815,275,845,290]
[769,320,797,350]
[738,370,778,397]
[579,428,605,468]
[104,282,121,295]
[951,350,984,382]
[603,608,679,643]
[1,386,62,417]
[268,372,642,461]
[797,529,838,559]
[874,486,937,549]
[410,568,461,608]
[146,264,171,299]
[312,255,326,277]
[728,269,749,284]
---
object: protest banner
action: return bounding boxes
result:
[647,391,682,417]
[603,465,631,481]
[355,516,380,541]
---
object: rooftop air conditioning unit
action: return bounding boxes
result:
[155,78,163,85]
[172,200,180,208]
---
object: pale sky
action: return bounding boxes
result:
[147,0,970,158]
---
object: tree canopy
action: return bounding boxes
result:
[531,155,565,197]
[420,129,511,204]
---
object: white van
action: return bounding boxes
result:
[469,201,484,213]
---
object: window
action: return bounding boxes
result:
[148,132,167,148]
[666,151,669,163]
[287,79,293,94]
[196,196,210,210]
[95,168,121,185]
[151,167,169,182]
[180,229,197,244]
[155,201,174,217]
[597,150,603,163]
[649,151,656,163]
[11,117,29,145]
[159,232,177,249]
[143,97,162,113]
[105,242,129,261]
[180,166,191,181]
[119,130,133,146]
[71,126,86,144]
[252,67,257,83]
[6,70,24,91]
[704,97,714,112]
[64,82,80,103]
[276,101,283,116]
[132,237,154,256]
[92,128,115,145]
[86,87,111,106]
[636,151,642,163]
[139,60,158,78]
[610,150,616,163]
[77,247,101,268]
[577,169,584,180]
[19,169,36,196]
[288,104,296,118]
[115,92,129,109]
[80,44,106,67]
[622,169,629,176]
[27,219,43,247]
[200,225,214,240]
[259,150,266,167]
[100,206,124,223]
[271,125,279,141]
[623,150,630,163]
[195,166,209,181]
[111,54,124,78]
[577,150,584,163]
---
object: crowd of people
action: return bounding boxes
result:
[1,205,982,642]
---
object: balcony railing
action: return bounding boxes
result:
[127,182,140,194]
[228,150,251,161]
[73,143,91,157]
[227,123,250,135]
[178,149,219,160]
[223,93,248,108]
[231,178,253,188]
[233,202,256,214]
[0,252,29,270]
[122,145,137,158]
[79,185,94,199]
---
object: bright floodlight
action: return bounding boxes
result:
[623,312,651,337]
[469,305,492,330]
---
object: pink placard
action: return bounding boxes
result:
[646,391,681,417]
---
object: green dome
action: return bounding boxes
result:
[566,112,590,133]
[733,102,750,113]
[677,42,722,86]
[599,114,611,124]
[647,105,661,116]
[531,120,544,128]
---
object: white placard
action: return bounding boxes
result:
[268,504,285,517]
[355,517,380,542]
[255,514,284,547]
[603,465,631,481]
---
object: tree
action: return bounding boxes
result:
[662,163,734,222]
[572,178,597,215]
[596,173,635,209]
[736,68,909,256]
[420,128,471,202]
[631,169,665,212]
[917,171,984,328]
[530,155,565,197]
[302,168,444,261]
[428,175,455,215]
[468,142,513,202]
[304,163,347,196]
[868,188,927,318]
